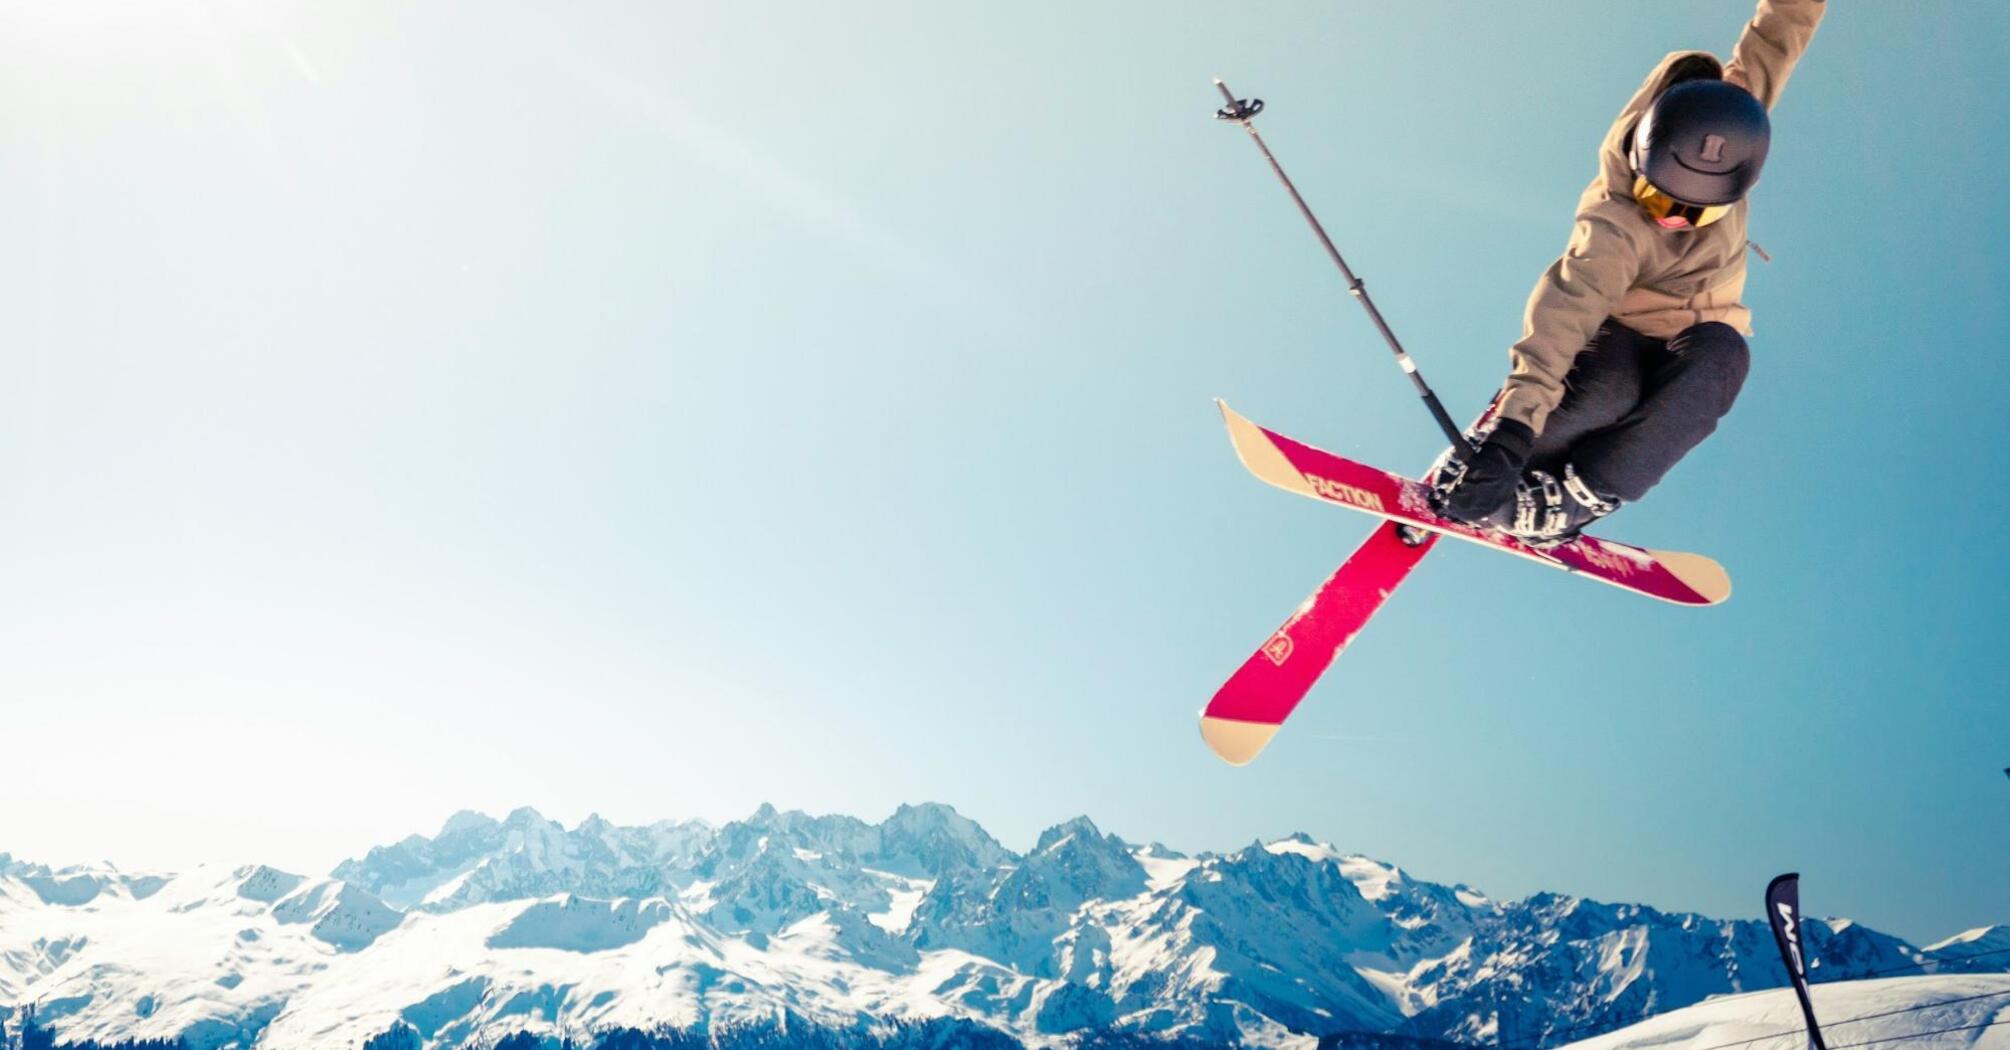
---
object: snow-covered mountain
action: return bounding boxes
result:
[1,809,2001,1050]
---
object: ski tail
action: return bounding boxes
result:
[1200,522,1435,765]
[1649,549,1732,605]
[1200,717,1282,767]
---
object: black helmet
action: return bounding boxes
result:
[1629,79,1771,207]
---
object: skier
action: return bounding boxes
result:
[1432,0,1825,544]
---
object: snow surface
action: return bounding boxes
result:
[1560,973,2010,1049]
[1263,838,1345,864]
[1133,844,1189,885]
[862,871,931,935]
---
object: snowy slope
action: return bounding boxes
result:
[1395,895,1932,1046]
[1,809,2002,1050]
[1560,973,2010,1048]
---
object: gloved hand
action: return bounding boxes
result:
[1432,418,1537,525]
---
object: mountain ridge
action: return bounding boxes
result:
[2,806,2001,1050]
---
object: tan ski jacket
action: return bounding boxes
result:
[1496,0,1826,435]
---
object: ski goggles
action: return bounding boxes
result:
[1632,176,1731,230]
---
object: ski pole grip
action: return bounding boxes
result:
[1212,78,1262,121]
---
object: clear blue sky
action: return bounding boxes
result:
[1,2,2002,945]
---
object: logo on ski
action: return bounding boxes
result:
[1307,475,1386,513]
[1577,543,1639,576]
[1261,631,1294,666]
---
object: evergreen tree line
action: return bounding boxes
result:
[10,1003,1459,1049]
[373,1015,1298,1050]
[6,1005,183,1050]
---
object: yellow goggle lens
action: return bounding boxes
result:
[1632,176,1731,229]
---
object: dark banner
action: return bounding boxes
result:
[1765,873,1829,1050]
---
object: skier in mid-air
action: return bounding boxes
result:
[1432,0,1825,544]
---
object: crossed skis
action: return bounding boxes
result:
[1201,82,1729,766]
[1199,402,1730,766]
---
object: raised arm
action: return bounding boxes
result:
[1723,0,1827,110]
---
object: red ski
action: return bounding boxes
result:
[1200,401,1731,766]
[1218,401,1731,604]
[1201,520,1436,765]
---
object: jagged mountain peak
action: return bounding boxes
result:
[874,803,1011,879]
[1030,815,1115,855]
[1261,833,1351,866]
[879,801,988,840]
[235,864,305,904]
[501,805,551,827]
[330,807,711,912]
[438,809,500,836]
[7,808,2000,1050]
[1259,838,1436,910]
[1927,923,2008,952]
[886,800,959,821]
[0,858,168,910]
[1922,925,2010,974]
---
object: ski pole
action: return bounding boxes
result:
[1213,78,1474,457]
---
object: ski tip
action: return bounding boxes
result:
[1649,548,1733,605]
[1216,401,1318,499]
[1200,715,1280,766]
[1215,399,1255,433]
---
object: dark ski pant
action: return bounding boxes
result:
[1526,319,1750,502]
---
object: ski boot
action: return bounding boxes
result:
[1502,464,1622,548]
[1409,441,1478,546]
